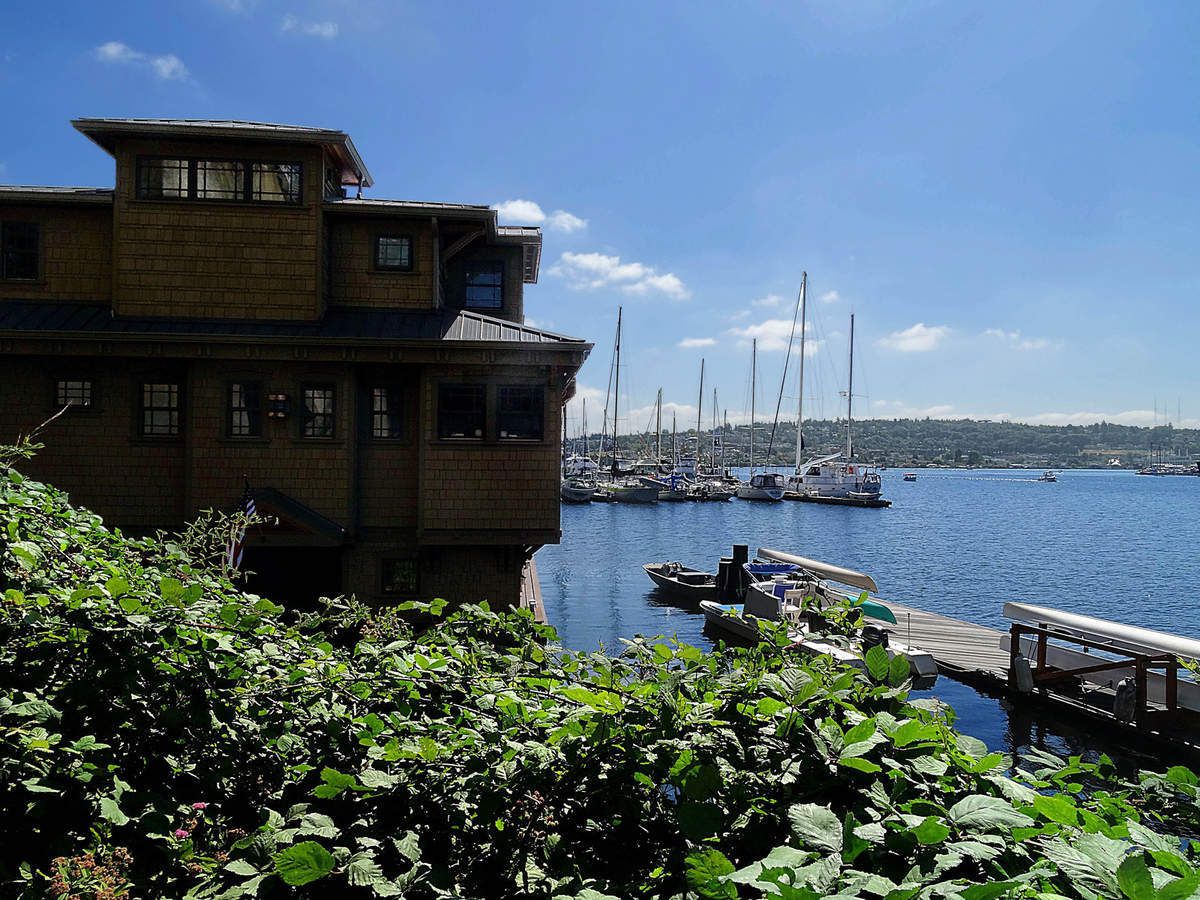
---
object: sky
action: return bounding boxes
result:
[2,1,1198,433]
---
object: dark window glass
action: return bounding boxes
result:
[464,262,503,309]
[137,158,190,199]
[197,160,245,200]
[497,385,544,440]
[438,383,486,439]
[371,386,404,439]
[141,382,180,437]
[302,384,335,438]
[381,558,418,596]
[252,162,303,203]
[56,379,93,409]
[1,222,40,280]
[375,236,413,271]
[229,382,263,437]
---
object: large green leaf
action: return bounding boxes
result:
[273,841,335,886]
[947,794,1034,831]
[788,804,843,852]
[1115,854,1155,900]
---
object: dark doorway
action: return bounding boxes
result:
[241,546,343,608]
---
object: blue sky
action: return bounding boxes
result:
[2,1,1198,432]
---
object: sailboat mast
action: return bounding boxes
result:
[655,387,662,462]
[712,387,718,472]
[695,358,705,457]
[672,412,678,465]
[582,398,589,461]
[846,312,855,460]
[795,272,808,473]
[722,410,728,470]
[612,306,622,478]
[750,338,757,475]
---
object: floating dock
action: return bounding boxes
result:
[883,598,1200,761]
[519,558,546,623]
[784,492,892,508]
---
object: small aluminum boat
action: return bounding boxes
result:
[643,561,718,604]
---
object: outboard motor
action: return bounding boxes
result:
[861,625,889,651]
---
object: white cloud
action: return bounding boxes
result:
[728,318,822,354]
[877,322,950,353]
[546,210,588,233]
[983,328,1062,351]
[819,290,840,304]
[93,42,189,81]
[752,293,783,308]
[549,251,690,300]
[281,14,339,38]
[678,337,716,348]
[493,199,588,233]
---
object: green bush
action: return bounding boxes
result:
[2,452,1200,898]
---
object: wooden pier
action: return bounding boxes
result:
[881,598,1200,761]
[519,557,547,623]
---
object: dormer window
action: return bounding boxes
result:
[136,157,302,204]
[464,261,504,309]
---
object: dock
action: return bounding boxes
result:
[784,492,892,508]
[881,597,1200,761]
[519,557,546,623]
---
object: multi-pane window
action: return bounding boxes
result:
[228,382,263,438]
[252,162,303,203]
[136,157,302,204]
[137,158,189,199]
[498,385,544,440]
[374,235,413,271]
[380,558,418,596]
[141,382,181,437]
[1,222,40,280]
[438,384,486,439]
[370,386,404,439]
[464,262,503,309]
[55,379,93,410]
[196,160,245,200]
[302,385,335,438]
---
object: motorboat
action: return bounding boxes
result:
[642,561,717,605]
[604,480,659,503]
[903,473,917,482]
[699,550,937,679]
[1037,470,1057,482]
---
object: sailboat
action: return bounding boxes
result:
[599,307,658,504]
[560,398,597,503]
[786,298,888,507]
[736,338,785,501]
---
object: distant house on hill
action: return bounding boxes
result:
[0,118,590,608]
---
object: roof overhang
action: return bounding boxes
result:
[0,186,113,205]
[495,226,543,284]
[71,117,374,188]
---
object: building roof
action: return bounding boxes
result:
[0,300,587,348]
[0,185,114,204]
[71,117,374,188]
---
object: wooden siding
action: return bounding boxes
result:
[111,139,326,321]
[0,205,112,302]
[326,216,437,310]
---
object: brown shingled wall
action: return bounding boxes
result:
[0,204,112,302]
[326,216,437,310]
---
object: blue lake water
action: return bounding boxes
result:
[536,468,1200,764]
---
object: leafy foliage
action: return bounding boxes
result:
[3,455,1200,898]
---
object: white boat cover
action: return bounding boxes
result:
[1003,602,1200,662]
[757,548,878,592]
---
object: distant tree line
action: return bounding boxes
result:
[570,418,1199,468]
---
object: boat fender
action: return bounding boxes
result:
[1011,655,1034,693]
[1113,679,1137,723]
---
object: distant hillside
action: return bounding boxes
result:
[583,417,1199,468]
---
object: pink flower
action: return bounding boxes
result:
[191,802,209,810]
[173,829,190,840]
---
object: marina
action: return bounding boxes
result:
[539,466,1200,763]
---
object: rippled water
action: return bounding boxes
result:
[536,468,1200,763]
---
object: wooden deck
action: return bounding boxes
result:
[884,600,1010,681]
[519,557,546,623]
